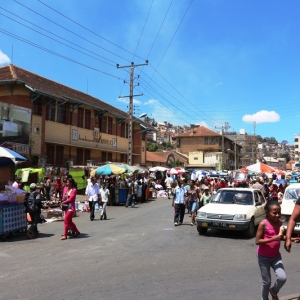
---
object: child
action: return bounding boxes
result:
[256,201,299,300]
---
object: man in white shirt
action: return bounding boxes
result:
[85,176,100,221]
[165,174,173,199]
[99,182,110,220]
[172,180,186,226]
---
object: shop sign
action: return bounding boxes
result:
[72,128,116,147]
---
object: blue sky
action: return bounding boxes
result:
[0,0,300,144]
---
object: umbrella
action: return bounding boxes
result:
[244,162,275,173]
[0,146,27,167]
[149,166,167,172]
[272,167,286,175]
[116,164,146,174]
[168,168,178,175]
[93,164,126,176]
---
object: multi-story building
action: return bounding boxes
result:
[176,126,241,170]
[0,64,149,181]
[225,131,258,168]
[294,134,300,156]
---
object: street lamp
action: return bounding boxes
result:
[139,113,147,118]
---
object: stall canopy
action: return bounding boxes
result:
[0,146,27,167]
[242,162,275,173]
[15,168,45,183]
[92,164,126,176]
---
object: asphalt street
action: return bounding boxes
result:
[1,197,300,300]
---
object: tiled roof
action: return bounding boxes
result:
[176,125,220,137]
[0,64,148,124]
[152,151,188,163]
[146,151,166,163]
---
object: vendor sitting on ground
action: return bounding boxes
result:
[24,183,42,239]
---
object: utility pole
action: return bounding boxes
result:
[215,122,230,171]
[252,121,256,164]
[117,61,148,166]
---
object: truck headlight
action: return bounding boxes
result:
[233,214,247,220]
[197,211,207,218]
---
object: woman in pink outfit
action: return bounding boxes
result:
[60,178,80,240]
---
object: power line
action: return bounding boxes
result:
[13,0,132,63]
[0,10,116,67]
[37,0,146,62]
[0,28,125,80]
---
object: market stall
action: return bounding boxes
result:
[0,185,27,240]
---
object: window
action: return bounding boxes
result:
[120,122,126,137]
[101,151,107,162]
[99,116,107,133]
[107,152,112,162]
[46,144,55,164]
[205,137,216,144]
[125,123,129,138]
[57,103,67,124]
[85,149,90,163]
[56,146,64,165]
[77,148,84,165]
[77,108,84,128]
[84,110,91,129]
[46,101,56,121]
[107,116,113,134]
[194,157,198,160]
[120,154,125,163]
[32,99,43,116]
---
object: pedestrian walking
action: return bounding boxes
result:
[186,180,200,226]
[85,176,100,221]
[125,179,135,208]
[24,183,42,239]
[60,178,80,240]
[255,201,295,300]
[165,174,173,199]
[172,180,186,226]
[99,182,110,220]
[284,196,300,253]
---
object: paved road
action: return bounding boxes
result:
[1,198,300,300]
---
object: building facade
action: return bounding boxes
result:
[0,65,149,179]
[176,126,241,170]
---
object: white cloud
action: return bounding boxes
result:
[0,50,10,65]
[144,99,158,105]
[199,121,209,128]
[117,97,141,105]
[242,110,280,124]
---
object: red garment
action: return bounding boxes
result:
[269,185,279,198]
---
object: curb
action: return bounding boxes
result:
[281,294,300,300]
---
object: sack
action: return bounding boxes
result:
[61,203,69,211]
[27,192,37,214]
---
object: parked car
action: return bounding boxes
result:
[233,171,248,187]
[196,188,266,237]
[281,183,300,232]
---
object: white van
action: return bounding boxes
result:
[281,183,300,223]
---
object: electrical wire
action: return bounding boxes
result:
[0,10,116,67]
[37,0,146,62]
[0,28,125,80]
[13,0,132,63]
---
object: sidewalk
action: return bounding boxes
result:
[281,295,300,300]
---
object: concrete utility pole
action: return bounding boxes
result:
[215,122,230,171]
[117,61,148,166]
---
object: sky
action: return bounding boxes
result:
[0,0,300,144]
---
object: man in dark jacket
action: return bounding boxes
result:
[24,183,42,239]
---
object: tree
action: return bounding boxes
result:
[281,140,289,145]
